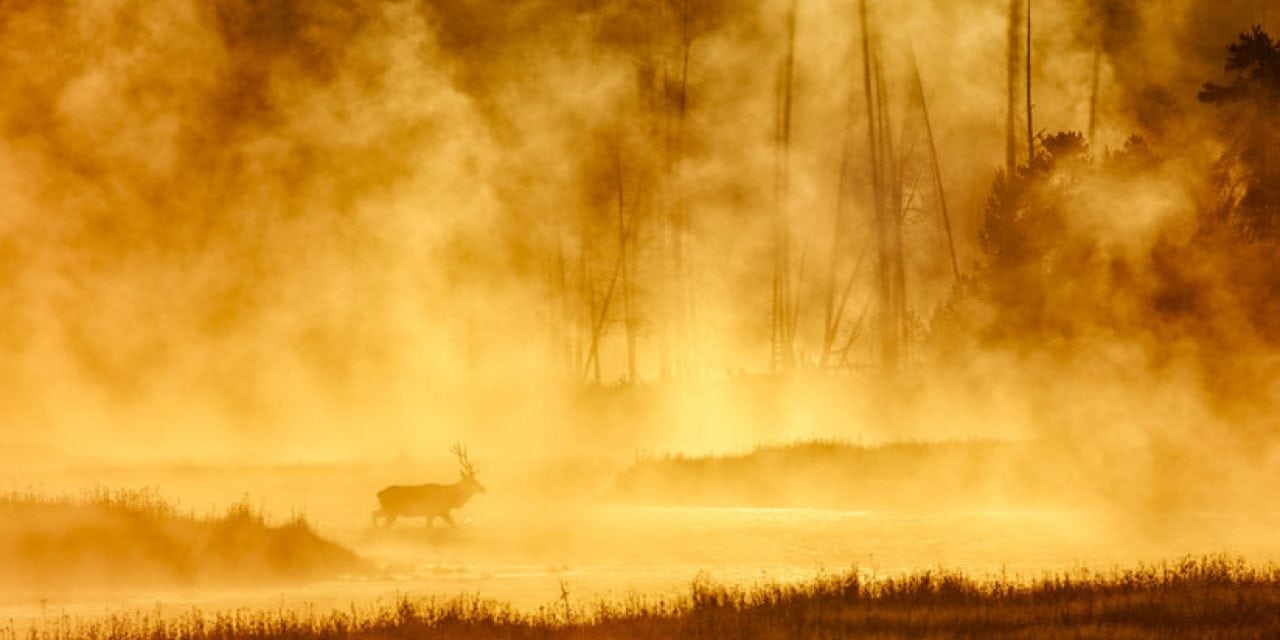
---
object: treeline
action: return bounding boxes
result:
[523,6,1280,391]
[931,26,1280,403]
[3,0,1272,402]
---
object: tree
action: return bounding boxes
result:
[1199,26,1280,241]
[976,131,1088,339]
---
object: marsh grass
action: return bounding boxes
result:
[0,488,361,587]
[7,556,1280,639]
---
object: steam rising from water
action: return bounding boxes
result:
[0,0,1276,526]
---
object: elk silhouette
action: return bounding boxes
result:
[371,444,486,529]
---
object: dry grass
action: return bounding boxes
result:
[7,556,1280,639]
[0,488,362,587]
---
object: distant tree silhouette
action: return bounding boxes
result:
[960,128,1165,349]
[1199,26,1280,107]
[976,131,1090,338]
[1103,135,1157,175]
[1038,131,1089,167]
[1199,26,1280,241]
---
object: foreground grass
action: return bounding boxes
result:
[0,488,361,587]
[10,556,1280,639]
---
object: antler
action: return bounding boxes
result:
[451,442,478,477]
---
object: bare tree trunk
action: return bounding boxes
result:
[821,3,869,372]
[576,208,591,382]
[673,0,691,380]
[1006,0,1020,180]
[822,98,856,370]
[583,198,643,384]
[616,148,636,385]
[771,0,798,374]
[554,236,574,375]
[860,0,895,372]
[911,54,960,284]
[771,72,783,374]
[1026,0,1034,164]
[1088,44,1100,146]
[659,62,674,383]
[876,58,907,368]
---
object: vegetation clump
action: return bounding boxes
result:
[611,439,1059,509]
[0,488,362,588]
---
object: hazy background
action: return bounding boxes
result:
[0,0,1276,493]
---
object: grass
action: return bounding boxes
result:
[0,488,362,588]
[6,556,1280,639]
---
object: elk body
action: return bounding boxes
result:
[372,445,485,529]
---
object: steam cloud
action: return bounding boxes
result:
[0,0,1275,480]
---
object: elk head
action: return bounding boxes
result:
[451,443,486,495]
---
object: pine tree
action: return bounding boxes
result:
[1199,26,1280,241]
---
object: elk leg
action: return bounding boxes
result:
[441,512,457,527]
[371,509,384,528]
[382,513,398,529]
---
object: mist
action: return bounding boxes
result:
[2,0,1280,627]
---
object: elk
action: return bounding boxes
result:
[371,444,486,529]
